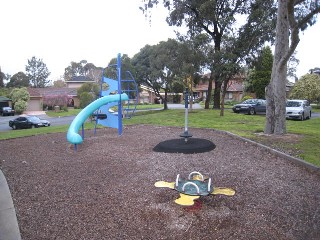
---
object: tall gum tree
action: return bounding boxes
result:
[141,0,276,109]
[265,0,320,134]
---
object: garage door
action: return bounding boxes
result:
[27,99,41,111]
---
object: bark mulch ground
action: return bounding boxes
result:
[0,125,319,240]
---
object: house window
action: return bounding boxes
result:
[225,92,233,99]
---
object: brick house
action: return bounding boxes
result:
[193,75,245,102]
[26,87,78,111]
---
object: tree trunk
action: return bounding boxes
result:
[264,0,289,134]
[189,89,193,110]
[163,90,168,110]
[204,79,213,109]
[213,80,222,109]
[220,80,228,116]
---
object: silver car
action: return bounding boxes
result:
[286,100,312,120]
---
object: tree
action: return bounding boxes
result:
[6,72,30,88]
[13,100,28,114]
[246,46,273,99]
[0,87,11,98]
[26,56,51,87]
[141,0,277,109]
[43,94,69,109]
[10,87,30,113]
[105,54,136,82]
[132,39,183,110]
[175,34,209,109]
[64,60,102,83]
[53,80,66,88]
[265,0,320,134]
[289,74,320,103]
[79,92,94,109]
[309,67,320,74]
[77,82,100,97]
[77,82,100,108]
[0,67,5,87]
[287,53,300,81]
[10,87,30,103]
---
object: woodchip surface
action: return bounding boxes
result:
[0,125,319,240]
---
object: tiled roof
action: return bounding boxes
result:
[226,81,244,92]
[67,76,94,82]
[28,87,78,97]
[27,88,41,97]
[194,79,244,92]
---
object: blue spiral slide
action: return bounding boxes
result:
[67,93,128,145]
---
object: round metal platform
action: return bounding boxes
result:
[153,138,216,154]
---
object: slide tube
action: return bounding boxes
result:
[67,93,128,144]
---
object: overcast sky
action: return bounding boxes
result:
[1,0,319,82]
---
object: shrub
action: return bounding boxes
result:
[79,92,94,108]
[62,106,69,112]
[241,95,253,102]
[14,100,28,114]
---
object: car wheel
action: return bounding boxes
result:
[300,113,304,121]
[12,124,16,130]
[248,108,255,115]
[308,111,311,119]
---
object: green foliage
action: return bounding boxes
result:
[246,46,273,99]
[6,72,30,88]
[289,74,320,103]
[241,95,253,102]
[64,60,101,83]
[0,69,5,88]
[0,87,12,97]
[53,80,66,88]
[26,56,51,87]
[77,82,99,97]
[10,87,30,104]
[105,54,135,80]
[142,0,277,109]
[132,38,207,108]
[79,92,94,108]
[61,106,69,112]
[14,100,28,114]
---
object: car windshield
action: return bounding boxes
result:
[286,101,301,107]
[27,116,41,122]
[3,107,11,110]
[242,99,257,104]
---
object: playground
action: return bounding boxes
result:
[0,125,319,239]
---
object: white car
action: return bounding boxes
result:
[286,99,312,120]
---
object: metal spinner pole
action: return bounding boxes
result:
[180,88,192,143]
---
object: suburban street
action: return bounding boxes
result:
[0,115,75,132]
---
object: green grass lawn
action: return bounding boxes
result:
[46,104,163,118]
[1,107,319,167]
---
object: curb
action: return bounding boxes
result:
[0,170,21,240]
[215,129,320,175]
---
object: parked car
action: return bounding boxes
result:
[91,109,107,120]
[9,116,51,130]
[286,99,312,120]
[40,119,51,127]
[232,99,266,115]
[1,106,15,116]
